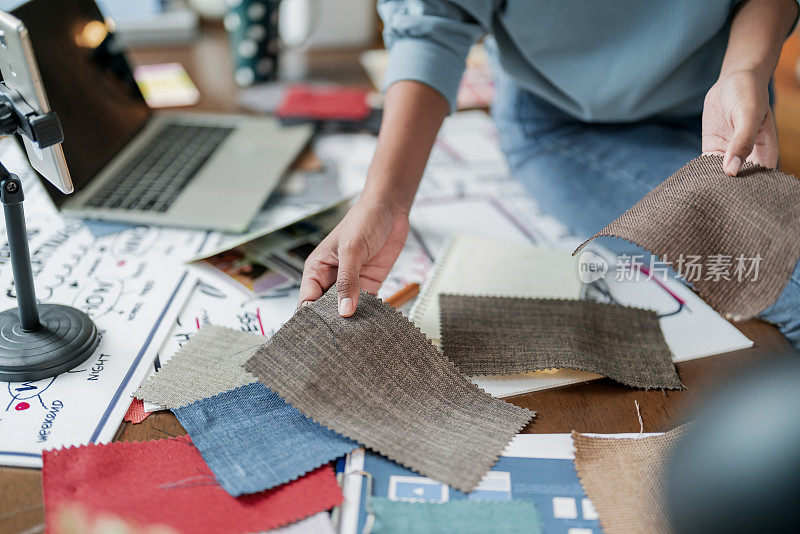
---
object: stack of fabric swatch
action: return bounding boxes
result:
[43,291,538,533]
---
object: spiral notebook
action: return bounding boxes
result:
[409,235,583,344]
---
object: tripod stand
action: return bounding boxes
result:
[0,83,98,382]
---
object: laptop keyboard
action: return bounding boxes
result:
[85,123,234,212]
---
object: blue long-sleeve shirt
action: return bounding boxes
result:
[379,0,797,122]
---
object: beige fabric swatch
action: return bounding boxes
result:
[244,288,534,493]
[575,155,800,319]
[136,325,262,409]
[573,426,691,534]
[410,235,582,343]
[440,295,682,390]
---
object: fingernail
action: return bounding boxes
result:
[726,155,741,176]
[300,301,311,308]
[338,297,355,317]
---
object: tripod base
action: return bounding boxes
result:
[0,303,98,382]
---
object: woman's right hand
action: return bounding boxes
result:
[298,197,410,316]
[298,80,448,316]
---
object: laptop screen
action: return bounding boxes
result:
[7,0,151,203]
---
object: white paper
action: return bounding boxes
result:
[0,142,207,467]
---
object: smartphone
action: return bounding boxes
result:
[0,10,73,193]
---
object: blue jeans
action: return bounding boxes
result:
[491,73,800,350]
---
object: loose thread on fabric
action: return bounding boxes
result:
[635,400,644,438]
[158,474,219,491]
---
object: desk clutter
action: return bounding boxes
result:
[245,289,533,493]
[6,106,792,532]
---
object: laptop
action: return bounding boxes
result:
[6,0,313,232]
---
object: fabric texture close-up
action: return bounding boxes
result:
[574,155,800,320]
[439,295,682,390]
[172,382,357,497]
[369,497,543,534]
[136,325,263,409]
[572,426,691,534]
[244,288,534,493]
[41,436,344,534]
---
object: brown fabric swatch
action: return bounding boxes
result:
[575,155,800,319]
[244,289,534,493]
[572,425,691,534]
[439,295,682,390]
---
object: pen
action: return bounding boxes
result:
[385,282,420,308]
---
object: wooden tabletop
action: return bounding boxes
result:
[2,22,797,534]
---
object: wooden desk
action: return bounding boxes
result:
[1,23,796,534]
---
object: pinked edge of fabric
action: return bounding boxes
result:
[136,325,265,410]
[572,155,800,320]
[244,290,535,493]
[571,426,692,534]
[43,436,345,532]
[171,382,358,497]
[439,294,683,390]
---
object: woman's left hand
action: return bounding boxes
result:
[701,69,778,176]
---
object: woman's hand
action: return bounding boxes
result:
[298,197,410,316]
[297,81,449,316]
[702,69,778,176]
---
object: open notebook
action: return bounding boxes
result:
[409,234,583,344]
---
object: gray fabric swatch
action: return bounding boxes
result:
[136,325,261,409]
[244,288,534,493]
[439,295,682,390]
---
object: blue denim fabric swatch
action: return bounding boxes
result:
[173,382,357,496]
[370,498,543,534]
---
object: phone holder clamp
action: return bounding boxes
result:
[0,84,98,382]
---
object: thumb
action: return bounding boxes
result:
[724,109,762,176]
[335,247,363,317]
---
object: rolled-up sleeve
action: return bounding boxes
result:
[378,0,488,112]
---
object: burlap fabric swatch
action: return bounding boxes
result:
[137,326,261,409]
[244,288,534,493]
[575,155,800,319]
[369,498,543,534]
[439,295,682,390]
[573,426,691,534]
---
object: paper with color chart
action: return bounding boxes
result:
[337,434,658,534]
[0,142,207,467]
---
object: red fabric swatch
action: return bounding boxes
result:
[123,398,152,424]
[42,436,343,534]
[276,84,370,121]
